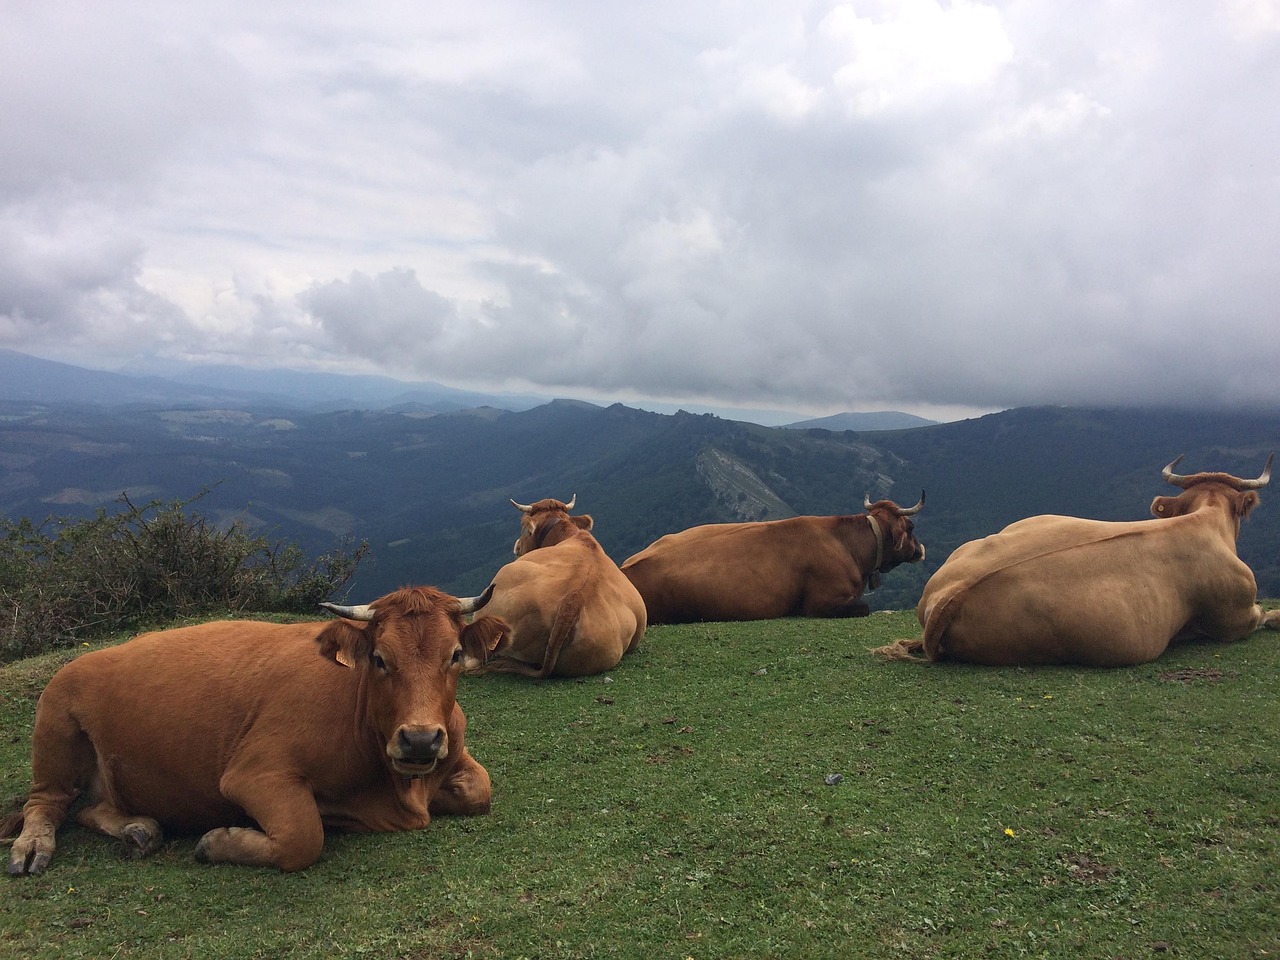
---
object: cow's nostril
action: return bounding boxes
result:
[398,726,445,759]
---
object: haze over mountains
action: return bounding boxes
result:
[1,349,1276,610]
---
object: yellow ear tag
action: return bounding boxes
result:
[335,650,355,668]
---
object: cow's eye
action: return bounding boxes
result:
[371,652,388,671]
[450,646,464,666]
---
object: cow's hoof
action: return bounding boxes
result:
[7,846,51,877]
[122,820,163,859]
[194,830,221,864]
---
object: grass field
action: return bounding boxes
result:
[2,610,1278,959]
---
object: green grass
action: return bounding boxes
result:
[3,610,1279,959]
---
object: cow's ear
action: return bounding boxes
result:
[317,620,371,668]
[461,616,509,660]
[571,514,594,531]
[1150,495,1179,518]
[1235,490,1260,520]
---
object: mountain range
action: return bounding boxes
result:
[0,350,1276,609]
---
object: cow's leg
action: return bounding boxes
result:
[6,700,97,876]
[75,802,164,859]
[195,767,324,871]
[1261,608,1280,631]
[429,748,492,817]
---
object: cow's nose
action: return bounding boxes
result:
[397,725,447,761]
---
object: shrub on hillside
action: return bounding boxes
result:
[0,491,367,661]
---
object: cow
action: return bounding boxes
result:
[466,496,647,679]
[619,492,927,624]
[872,455,1280,666]
[3,585,508,875]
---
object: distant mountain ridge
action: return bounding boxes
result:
[784,411,938,431]
[0,349,550,414]
[0,349,933,429]
[1,387,1276,611]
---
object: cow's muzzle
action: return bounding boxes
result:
[389,724,449,777]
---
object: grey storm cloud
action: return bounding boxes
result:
[1,0,1278,419]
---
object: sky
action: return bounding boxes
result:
[2,1,1278,423]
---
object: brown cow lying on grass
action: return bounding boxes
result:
[3,585,507,875]
[621,493,926,623]
[467,496,647,679]
[873,456,1280,666]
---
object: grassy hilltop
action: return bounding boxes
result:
[3,610,1278,959]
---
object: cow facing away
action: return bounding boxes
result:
[620,493,926,624]
[468,496,647,679]
[4,586,508,875]
[873,456,1280,666]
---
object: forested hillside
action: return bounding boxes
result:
[1,400,1276,611]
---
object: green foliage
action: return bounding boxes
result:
[2,610,1278,958]
[0,491,366,661]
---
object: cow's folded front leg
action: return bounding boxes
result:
[76,803,163,859]
[429,748,492,816]
[196,771,325,871]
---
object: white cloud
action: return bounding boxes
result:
[0,0,1278,417]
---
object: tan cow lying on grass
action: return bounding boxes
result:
[467,496,647,679]
[873,456,1279,666]
[3,585,507,875]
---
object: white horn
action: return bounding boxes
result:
[1161,455,1191,488]
[1238,453,1274,491]
[898,491,926,516]
[319,601,375,622]
[457,584,495,615]
[510,498,534,513]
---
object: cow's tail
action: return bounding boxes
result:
[470,583,586,680]
[534,585,586,680]
[868,636,928,661]
[869,586,965,662]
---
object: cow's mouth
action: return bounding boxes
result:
[392,758,439,778]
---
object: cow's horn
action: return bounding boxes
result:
[563,494,576,510]
[510,498,534,513]
[898,490,926,516]
[319,601,375,621]
[1161,455,1190,488]
[457,583,495,615]
[1237,453,1274,491]
[863,491,925,515]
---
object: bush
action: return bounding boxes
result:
[0,490,367,661]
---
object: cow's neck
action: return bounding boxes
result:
[864,513,885,592]
[866,513,885,570]
[533,516,566,549]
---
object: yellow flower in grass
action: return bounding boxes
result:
[1003,828,1016,838]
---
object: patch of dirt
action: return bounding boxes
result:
[1157,668,1229,684]
[1064,853,1116,883]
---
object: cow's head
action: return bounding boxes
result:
[1150,454,1272,538]
[862,491,927,573]
[316,586,507,777]
[509,495,593,556]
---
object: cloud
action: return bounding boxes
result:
[1,0,1278,417]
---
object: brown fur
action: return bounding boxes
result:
[621,499,926,624]
[471,499,646,679]
[4,586,507,875]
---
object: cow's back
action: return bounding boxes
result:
[622,518,839,623]
[918,515,1222,665]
